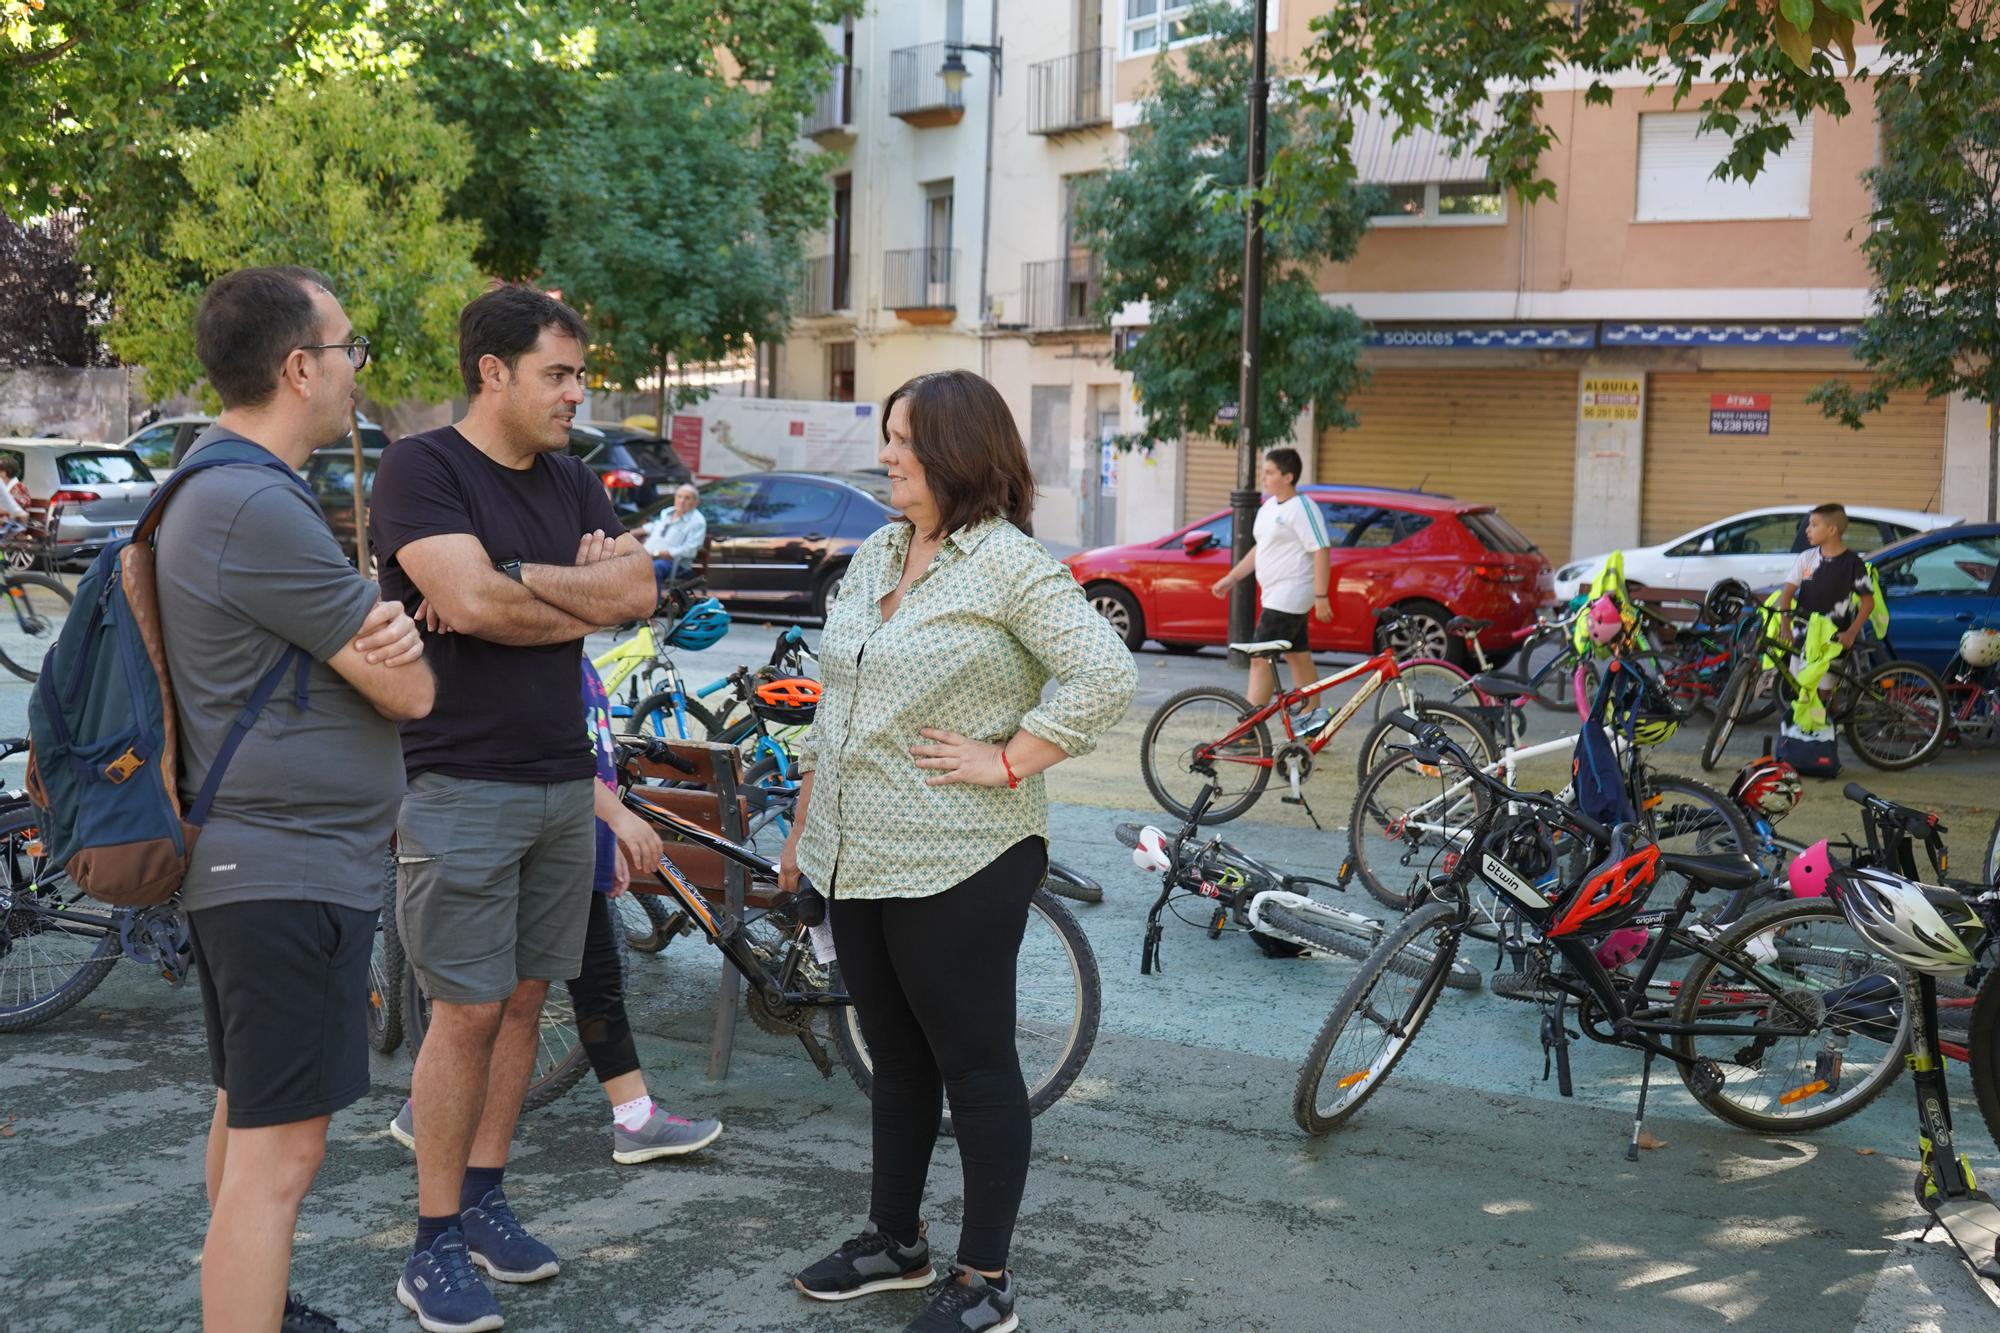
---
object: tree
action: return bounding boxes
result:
[0,211,108,367]
[529,68,829,419]
[1073,2,1374,456]
[106,76,485,405]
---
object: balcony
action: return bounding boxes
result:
[883,247,958,323]
[889,42,965,128]
[801,64,856,141]
[792,253,850,318]
[1022,256,1103,331]
[1027,48,1111,136]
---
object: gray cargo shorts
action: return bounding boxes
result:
[395,772,596,1006]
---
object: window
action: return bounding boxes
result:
[828,341,856,402]
[58,451,153,485]
[1350,508,1430,549]
[1369,180,1506,227]
[311,454,377,504]
[1691,512,1801,556]
[748,478,843,528]
[1877,537,2000,596]
[1313,502,1375,546]
[1636,112,1813,222]
[1847,520,1915,555]
[1124,0,1267,57]
[1165,512,1231,550]
[125,424,178,471]
[699,477,762,526]
[1461,511,1537,553]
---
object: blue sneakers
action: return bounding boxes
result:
[397,1230,503,1333]
[460,1185,561,1284]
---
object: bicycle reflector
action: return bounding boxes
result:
[1547,836,1661,939]
[752,676,822,726]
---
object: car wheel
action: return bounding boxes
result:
[1161,642,1204,655]
[1086,583,1145,651]
[811,565,847,622]
[1377,599,1463,668]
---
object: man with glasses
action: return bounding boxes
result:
[156,266,434,1333]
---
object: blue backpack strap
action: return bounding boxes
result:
[134,436,321,543]
[187,645,308,827]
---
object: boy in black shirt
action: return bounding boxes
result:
[1778,502,1875,652]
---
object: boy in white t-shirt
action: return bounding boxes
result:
[1210,447,1334,711]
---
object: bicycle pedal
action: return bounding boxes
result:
[1687,1057,1726,1099]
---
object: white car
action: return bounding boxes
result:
[0,438,161,561]
[1554,504,1961,603]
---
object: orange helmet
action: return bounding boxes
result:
[753,676,821,726]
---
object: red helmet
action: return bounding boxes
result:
[1727,756,1802,826]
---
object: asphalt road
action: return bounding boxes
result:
[5,623,2000,1331]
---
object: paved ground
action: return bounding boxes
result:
[6,624,2000,1330]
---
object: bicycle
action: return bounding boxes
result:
[1937,627,2000,751]
[1701,612,1949,772]
[1139,638,1498,826]
[0,564,72,683]
[1295,711,1912,1144]
[1120,780,1480,988]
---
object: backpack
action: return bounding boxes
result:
[1572,665,1639,828]
[26,438,317,907]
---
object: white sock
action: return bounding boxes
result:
[612,1094,654,1132]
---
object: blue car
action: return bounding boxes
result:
[1868,522,2000,671]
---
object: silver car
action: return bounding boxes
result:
[0,438,160,561]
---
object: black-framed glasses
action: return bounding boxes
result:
[299,335,371,370]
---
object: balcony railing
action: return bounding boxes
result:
[889,42,965,126]
[801,64,855,138]
[793,253,851,317]
[1023,255,1102,330]
[883,247,958,313]
[1027,48,1111,135]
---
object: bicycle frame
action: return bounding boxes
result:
[1194,650,1419,771]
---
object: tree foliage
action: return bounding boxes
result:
[530,69,828,403]
[0,211,108,367]
[1074,2,1374,456]
[107,77,485,404]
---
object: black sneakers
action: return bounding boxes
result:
[280,1293,342,1333]
[905,1267,1019,1333]
[793,1221,936,1301]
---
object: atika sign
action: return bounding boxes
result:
[1709,392,1771,436]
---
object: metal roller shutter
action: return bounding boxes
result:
[1314,369,1578,564]
[1180,437,1240,525]
[1640,372,1948,545]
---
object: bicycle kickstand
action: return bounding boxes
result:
[1627,1050,1656,1163]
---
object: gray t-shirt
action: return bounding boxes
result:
[154,438,403,912]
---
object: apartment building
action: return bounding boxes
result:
[778,1,1994,562]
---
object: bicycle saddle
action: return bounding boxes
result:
[1228,639,1293,656]
[1467,673,1538,701]
[1448,616,1493,635]
[1657,851,1762,892]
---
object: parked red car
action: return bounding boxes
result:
[1063,486,1555,666]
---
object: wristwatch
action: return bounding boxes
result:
[495,558,524,583]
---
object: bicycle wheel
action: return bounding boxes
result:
[367,850,405,1053]
[1293,900,1462,1134]
[1641,774,1754,858]
[1353,699,1497,791]
[1701,658,1758,772]
[402,947,597,1113]
[1968,966,2000,1153]
[0,807,122,1032]
[1844,659,1949,771]
[1258,899,1480,991]
[1139,686,1270,824]
[1346,746,1493,910]
[1043,859,1104,905]
[834,886,1100,1130]
[1983,811,2000,888]
[1671,898,1911,1132]
[1370,659,1473,723]
[625,688,720,743]
[0,572,72,683]
[616,891,676,954]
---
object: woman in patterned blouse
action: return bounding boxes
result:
[780,370,1137,1333]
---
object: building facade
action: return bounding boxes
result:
[776,1,1995,563]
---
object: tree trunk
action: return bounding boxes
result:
[656,350,668,435]
[349,404,370,575]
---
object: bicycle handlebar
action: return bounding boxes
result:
[615,736,696,775]
[1378,709,1613,845]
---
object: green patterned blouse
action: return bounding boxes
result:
[795,516,1137,900]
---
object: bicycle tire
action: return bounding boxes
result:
[833,886,1100,1132]
[1139,685,1271,824]
[402,947,598,1113]
[1969,965,2000,1154]
[625,688,720,744]
[1642,774,1755,858]
[616,891,676,954]
[367,850,405,1053]
[1370,659,1474,723]
[1983,811,2000,888]
[1844,659,1949,771]
[1671,897,1910,1133]
[1352,699,1498,794]
[1258,900,1479,991]
[1701,658,1758,772]
[0,805,121,1032]
[0,572,73,683]
[1293,900,1461,1134]
[1346,744,1494,910]
[1043,858,1104,905]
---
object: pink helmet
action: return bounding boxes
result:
[1586,595,1624,646]
[1788,839,1834,899]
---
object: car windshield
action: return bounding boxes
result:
[612,441,690,478]
[58,451,154,485]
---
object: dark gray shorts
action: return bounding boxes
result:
[395,773,596,1005]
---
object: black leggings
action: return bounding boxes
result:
[829,836,1045,1273]
[566,892,641,1086]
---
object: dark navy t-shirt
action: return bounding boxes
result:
[370,425,620,783]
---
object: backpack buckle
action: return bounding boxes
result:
[104,748,144,784]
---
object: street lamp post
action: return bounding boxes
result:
[1227,0,1271,666]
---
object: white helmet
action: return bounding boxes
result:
[1833,863,1983,976]
[1960,628,2000,669]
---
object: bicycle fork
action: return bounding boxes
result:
[1905,974,2000,1280]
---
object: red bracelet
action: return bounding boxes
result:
[1000,748,1021,789]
